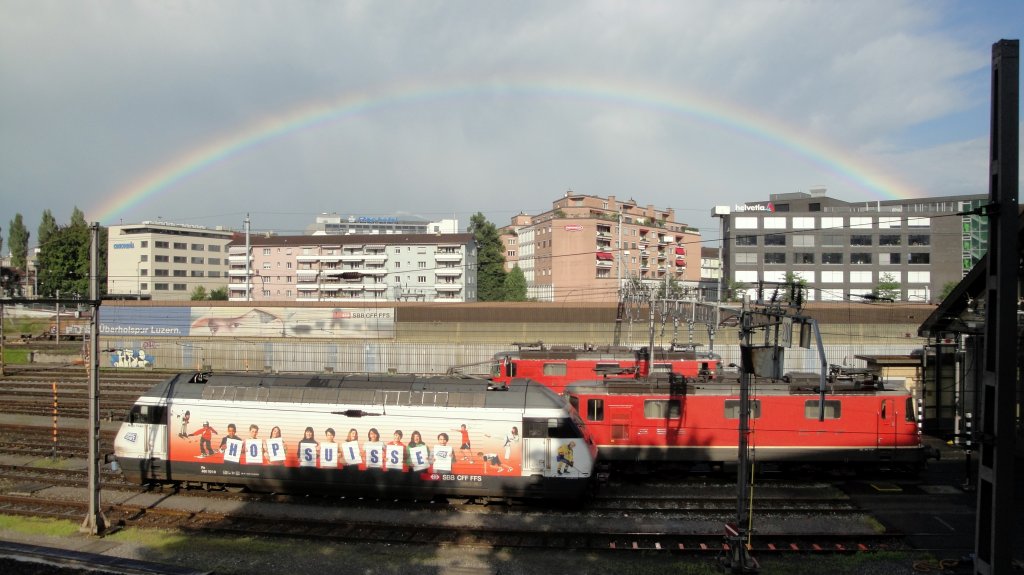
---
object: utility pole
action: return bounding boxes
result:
[244,214,252,302]
[81,222,106,535]
[974,38,1018,575]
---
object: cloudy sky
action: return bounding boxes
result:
[1,1,1021,248]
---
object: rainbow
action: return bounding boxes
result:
[91,76,922,224]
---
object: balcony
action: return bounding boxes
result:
[435,268,462,277]
[228,255,252,265]
[435,253,463,263]
[435,284,463,292]
[228,269,251,277]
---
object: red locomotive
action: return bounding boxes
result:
[564,370,935,472]
[489,344,723,395]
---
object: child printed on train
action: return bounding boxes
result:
[364,428,383,469]
[342,428,362,466]
[190,421,218,458]
[244,424,265,465]
[556,441,576,475]
[220,423,244,463]
[432,432,454,473]
[478,452,513,473]
[266,425,286,464]
[385,430,405,471]
[407,430,429,471]
[320,427,339,468]
[298,426,318,467]
[455,424,474,463]
[177,410,190,438]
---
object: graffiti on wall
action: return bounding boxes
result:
[109,348,153,368]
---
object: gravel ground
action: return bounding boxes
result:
[0,525,955,575]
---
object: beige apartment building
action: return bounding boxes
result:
[107,221,237,300]
[500,192,702,303]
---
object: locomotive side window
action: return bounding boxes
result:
[651,363,672,374]
[804,400,841,419]
[905,397,916,423]
[523,417,579,438]
[724,400,761,419]
[542,363,567,376]
[128,404,167,425]
[587,399,604,421]
[643,400,680,419]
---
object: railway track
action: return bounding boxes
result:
[0,492,902,555]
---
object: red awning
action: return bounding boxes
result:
[675,258,686,267]
[596,252,614,261]
[674,247,686,255]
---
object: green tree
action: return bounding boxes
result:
[190,286,209,301]
[503,265,528,301]
[36,224,89,298]
[726,278,747,302]
[70,206,87,228]
[209,287,229,301]
[35,214,107,299]
[872,272,901,302]
[468,212,507,301]
[38,210,58,247]
[8,214,30,272]
[937,281,958,304]
[781,271,808,304]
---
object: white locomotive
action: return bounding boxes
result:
[113,372,596,500]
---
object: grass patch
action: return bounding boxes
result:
[30,457,77,470]
[2,347,31,364]
[0,515,81,538]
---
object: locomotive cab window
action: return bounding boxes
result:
[804,400,841,419]
[542,363,567,376]
[643,399,680,419]
[128,404,167,425]
[905,397,916,423]
[724,400,761,419]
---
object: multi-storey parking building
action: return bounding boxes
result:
[714,188,988,303]
[500,192,702,302]
[227,233,477,302]
[107,221,237,300]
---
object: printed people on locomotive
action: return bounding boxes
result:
[190,421,218,458]
[364,428,384,469]
[342,428,362,466]
[556,441,576,475]
[406,430,429,471]
[455,423,474,463]
[243,424,265,465]
[298,426,319,467]
[502,426,520,461]
[320,427,339,468]
[218,423,241,453]
[218,423,245,462]
[432,432,454,473]
[385,430,406,471]
[266,425,286,465]
[177,410,191,438]
[478,452,513,473]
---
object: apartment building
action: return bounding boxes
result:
[227,233,477,302]
[107,221,237,300]
[714,188,988,303]
[500,192,702,302]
